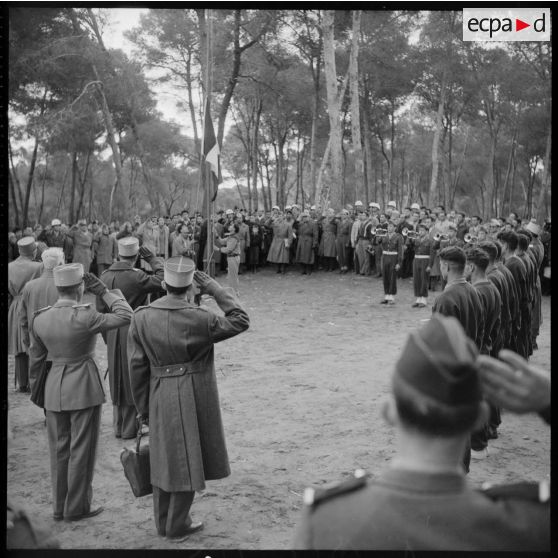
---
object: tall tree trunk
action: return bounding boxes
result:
[501,119,518,215]
[450,125,470,208]
[349,10,363,202]
[321,10,343,210]
[536,121,551,223]
[9,173,20,228]
[69,151,78,224]
[428,70,447,207]
[75,150,91,220]
[37,156,48,224]
[8,139,23,227]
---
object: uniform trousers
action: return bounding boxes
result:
[355,240,370,275]
[374,244,383,275]
[382,253,398,295]
[14,353,30,389]
[113,404,137,439]
[153,486,195,538]
[227,255,240,293]
[413,257,430,297]
[46,405,101,518]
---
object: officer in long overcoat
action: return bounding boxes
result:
[29,264,133,521]
[19,248,64,383]
[98,237,164,439]
[128,259,249,540]
[8,237,43,391]
[295,211,318,274]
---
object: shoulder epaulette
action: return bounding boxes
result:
[303,469,368,508]
[480,480,550,503]
[33,306,52,316]
[72,303,92,309]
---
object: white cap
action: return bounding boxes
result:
[41,247,64,270]
[354,200,363,207]
[164,256,196,287]
[310,205,316,210]
[525,222,540,236]
[369,202,380,210]
[272,205,280,211]
[118,237,140,257]
[388,201,396,208]
[53,263,84,287]
[285,205,292,211]
[51,218,62,226]
[410,203,420,210]
[225,209,234,215]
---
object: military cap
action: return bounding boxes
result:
[411,203,421,210]
[51,218,62,226]
[41,247,64,270]
[225,209,234,215]
[53,263,84,287]
[393,314,480,407]
[310,205,316,210]
[164,256,196,288]
[272,205,280,211]
[354,200,364,207]
[369,202,381,210]
[388,200,396,208]
[285,205,292,211]
[17,236,36,257]
[525,221,540,236]
[118,237,139,257]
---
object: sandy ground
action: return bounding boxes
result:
[7,267,551,549]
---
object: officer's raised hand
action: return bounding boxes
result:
[83,272,109,296]
[139,246,154,260]
[194,270,220,295]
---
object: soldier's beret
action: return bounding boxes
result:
[164,256,195,288]
[17,236,36,256]
[118,237,139,257]
[53,263,84,287]
[393,314,480,407]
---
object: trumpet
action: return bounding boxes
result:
[464,233,478,244]
[371,227,388,237]
[433,233,449,241]
[401,228,418,239]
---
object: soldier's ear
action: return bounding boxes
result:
[161,280,167,291]
[381,397,399,427]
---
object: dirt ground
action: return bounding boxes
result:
[7,267,551,550]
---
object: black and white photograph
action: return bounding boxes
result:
[5,5,551,551]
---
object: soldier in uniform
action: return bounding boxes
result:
[19,248,64,384]
[293,315,549,550]
[296,211,319,275]
[127,259,249,541]
[524,222,544,350]
[411,222,436,308]
[8,237,43,392]
[28,264,133,521]
[98,237,165,439]
[354,211,371,276]
[378,220,403,305]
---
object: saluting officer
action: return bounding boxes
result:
[127,259,249,541]
[293,315,549,551]
[28,264,133,521]
[98,237,165,439]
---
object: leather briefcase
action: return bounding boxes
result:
[120,426,152,497]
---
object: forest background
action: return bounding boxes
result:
[8,8,552,228]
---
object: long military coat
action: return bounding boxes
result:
[98,258,164,406]
[29,291,132,411]
[127,285,249,492]
[8,257,43,355]
[267,219,293,263]
[319,218,337,258]
[68,229,93,271]
[19,269,59,349]
[296,220,319,264]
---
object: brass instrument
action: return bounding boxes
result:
[464,233,478,244]
[371,227,388,237]
[433,233,449,241]
[401,227,418,239]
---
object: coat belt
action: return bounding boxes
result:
[151,362,205,378]
[383,251,398,255]
[51,352,95,365]
[415,255,430,259]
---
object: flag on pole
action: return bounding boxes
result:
[202,97,222,202]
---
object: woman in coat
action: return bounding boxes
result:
[296,211,319,275]
[319,209,338,271]
[68,220,93,272]
[266,213,293,274]
[172,223,195,258]
[237,214,251,271]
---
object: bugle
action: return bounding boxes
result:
[371,227,388,237]
[401,228,418,239]
[464,233,477,244]
[433,233,449,241]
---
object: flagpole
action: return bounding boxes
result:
[205,8,213,276]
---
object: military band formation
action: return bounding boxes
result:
[7,200,551,550]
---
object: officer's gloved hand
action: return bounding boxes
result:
[83,272,109,297]
[194,270,220,295]
[138,246,154,260]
